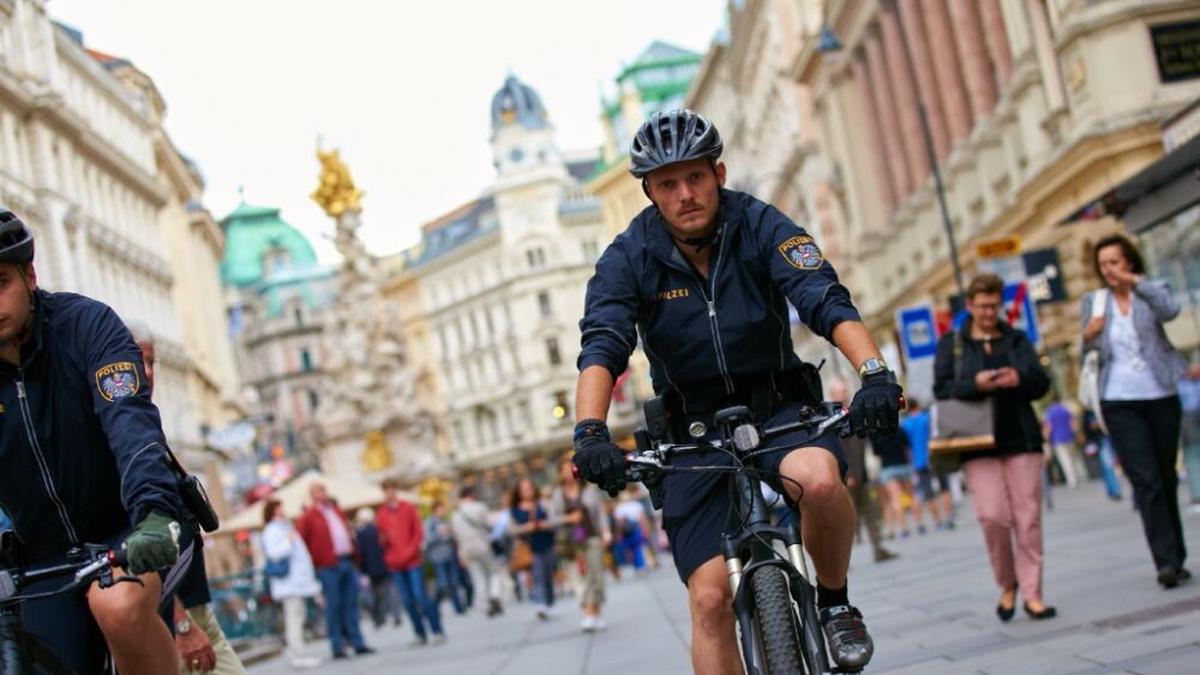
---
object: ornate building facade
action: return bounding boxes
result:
[788,0,1200,388]
[0,1,239,456]
[385,75,638,495]
[220,202,334,473]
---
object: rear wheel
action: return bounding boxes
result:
[749,567,804,674]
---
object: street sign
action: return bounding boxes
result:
[976,236,1022,259]
[896,305,939,361]
[977,254,1026,284]
[1022,248,1068,304]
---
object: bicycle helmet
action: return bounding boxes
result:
[0,207,34,265]
[629,109,723,178]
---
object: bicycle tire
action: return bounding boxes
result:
[750,567,805,674]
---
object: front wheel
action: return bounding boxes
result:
[749,567,804,674]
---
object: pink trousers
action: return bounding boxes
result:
[963,452,1046,601]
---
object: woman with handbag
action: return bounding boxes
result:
[261,499,322,669]
[933,273,1054,621]
[551,451,612,632]
[1082,234,1190,588]
[510,478,558,620]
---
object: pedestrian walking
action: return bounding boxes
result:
[510,478,557,619]
[295,483,375,658]
[902,399,954,530]
[377,479,446,645]
[261,499,322,669]
[831,381,897,562]
[1042,396,1084,488]
[425,502,466,615]
[934,273,1056,621]
[1180,362,1200,514]
[451,485,505,617]
[551,451,612,632]
[613,489,653,573]
[1083,235,1191,588]
[871,431,915,538]
[354,509,402,629]
[1082,410,1123,501]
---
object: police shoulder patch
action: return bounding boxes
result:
[778,235,824,270]
[95,361,140,402]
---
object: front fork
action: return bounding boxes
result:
[725,519,832,675]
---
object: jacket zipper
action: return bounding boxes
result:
[15,373,80,545]
[690,226,734,395]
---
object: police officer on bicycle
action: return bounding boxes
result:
[573,110,903,673]
[0,207,190,674]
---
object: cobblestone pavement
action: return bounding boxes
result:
[249,485,1200,674]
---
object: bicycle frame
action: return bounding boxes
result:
[719,434,832,675]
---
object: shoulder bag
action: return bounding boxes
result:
[1077,289,1108,433]
[930,330,997,461]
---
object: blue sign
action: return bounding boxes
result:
[897,305,938,360]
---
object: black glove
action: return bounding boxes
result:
[572,419,627,495]
[849,370,904,438]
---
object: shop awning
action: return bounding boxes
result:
[1060,133,1200,231]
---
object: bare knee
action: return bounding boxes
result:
[781,450,845,506]
[88,573,161,640]
[687,562,734,635]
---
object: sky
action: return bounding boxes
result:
[48,0,726,263]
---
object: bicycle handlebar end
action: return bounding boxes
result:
[109,549,128,570]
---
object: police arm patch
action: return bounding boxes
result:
[778,235,824,270]
[95,361,141,402]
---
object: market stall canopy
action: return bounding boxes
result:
[216,470,420,534]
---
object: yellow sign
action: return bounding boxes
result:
[976,236,1022,259]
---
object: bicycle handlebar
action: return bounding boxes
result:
[0,547,130,605]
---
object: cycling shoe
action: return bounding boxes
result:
[820,604,873,670]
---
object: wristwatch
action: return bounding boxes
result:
[176,616,192,635]
[858,357,889,380]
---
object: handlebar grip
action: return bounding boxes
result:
[109,549,129,570]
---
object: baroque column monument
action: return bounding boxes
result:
[310,148,437,480]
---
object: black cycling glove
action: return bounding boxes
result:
[572,419,627,495]
[849,370,904,438]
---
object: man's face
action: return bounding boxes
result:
[0,262,34,346]
[645,159,726,238]
[310,482,329,504]
[138,341,156,391]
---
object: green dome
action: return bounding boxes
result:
[219,202,319,288]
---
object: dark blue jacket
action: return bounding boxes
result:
[356,523,390,579]
[0,290,183,561]
[578,189,860,413]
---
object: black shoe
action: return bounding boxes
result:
[1176,568,1192,583]
[1023,603,1057,620]
[354,646,377,655]
[996,594,1016,622]
[333,652,349,660]
[819,605,873,670]
[1158,567,1180,589]
[874,549,899,563]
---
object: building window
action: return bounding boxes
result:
[582,239,599,261]
[300,348,313,372]
[545,337,562,366]
[537,291,552,319]
[307,389,319,410]
[526,247,546,269]
[293,307,304,327]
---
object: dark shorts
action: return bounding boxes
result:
[914,468,949,501]
[660,402,848,585]
[18,524,195,673]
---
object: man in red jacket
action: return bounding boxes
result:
[376,479,445,645]
[296,482,374,659]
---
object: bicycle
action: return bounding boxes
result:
[0,529,134,675]
[628,399,857,675]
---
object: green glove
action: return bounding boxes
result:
[122,510,180,575]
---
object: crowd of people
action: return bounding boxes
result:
[253,453,666,667]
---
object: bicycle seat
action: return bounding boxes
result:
[713,406,752,428]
